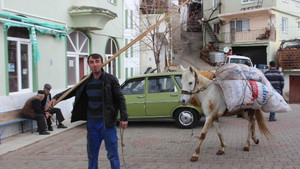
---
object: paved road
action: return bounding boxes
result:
[0,104,300,169]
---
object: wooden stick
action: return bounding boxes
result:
[55,0,191,104]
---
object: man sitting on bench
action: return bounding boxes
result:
[42,84,67,131]
[21,90,50,135]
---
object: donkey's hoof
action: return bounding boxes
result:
[243,147,250,151]
[190,156,199,162]
[216,150,224,155]
[254,139,259,144]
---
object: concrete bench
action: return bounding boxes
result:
[0,110,34,144]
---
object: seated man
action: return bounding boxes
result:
[42,84,67,131]
[21,90,50,135]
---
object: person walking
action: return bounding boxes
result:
[21,90,50,135]
[49,53,128,169]
[264,61,284,121]
[42,83,67,131]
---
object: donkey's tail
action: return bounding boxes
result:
[255,109,273,139]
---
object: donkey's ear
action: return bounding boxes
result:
[179,65,186,72]
[189,66,194,73]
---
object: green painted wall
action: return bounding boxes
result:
[0,27,5,95]
[36,34,66,90]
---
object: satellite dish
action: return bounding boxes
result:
[223,46,229,53]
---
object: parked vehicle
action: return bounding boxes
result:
[224,55,269,73]
[121,72,204,128]
[224,55,253,67]
[256,64,268,73]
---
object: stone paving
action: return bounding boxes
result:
[0,104,299,169]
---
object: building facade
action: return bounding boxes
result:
[123,0,140,82]
[202,0,300,101]
[0,0,125,138]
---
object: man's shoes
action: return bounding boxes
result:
[39,131,50,135]
[48,126,54,131]
[269,118,277,122]
[57,124,67,129]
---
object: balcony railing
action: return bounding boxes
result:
[217,28,275,43]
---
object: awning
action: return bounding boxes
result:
[0,12,67,66]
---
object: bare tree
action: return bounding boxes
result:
[133,0,202,73]
[138,0,169,73]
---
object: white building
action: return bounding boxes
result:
[123,0,141,82]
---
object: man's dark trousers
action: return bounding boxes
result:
[33,114,47,131]
[47,108,65,126]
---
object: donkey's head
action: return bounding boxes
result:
[180,66,198,105]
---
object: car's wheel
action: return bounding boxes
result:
[174,108,199,129]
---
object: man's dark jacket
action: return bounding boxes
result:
[53,70,128,128]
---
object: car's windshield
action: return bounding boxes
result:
[230,58,251,65]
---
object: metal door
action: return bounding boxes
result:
[290,76,300,103]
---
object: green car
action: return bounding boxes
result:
[121,72,203,128]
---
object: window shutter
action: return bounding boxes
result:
[242,19,249,32]
[125,9,128,28]
[125,39,128,58]
[236,20,242,32]
[130,10,133,29]
[130,39,133,57]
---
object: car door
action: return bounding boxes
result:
[145,75,180,117]
[121,78,146,117]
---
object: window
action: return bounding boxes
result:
[121,78,145,95]
[174,75,182,89]
[125,9,128,29]
[125,9,133,29]
[282,17,288,33]
[230,19,250,32]
[108,0,117,5]
[148,76,175,93]
[124,39,133,58]
[67,31,89,86]
[130,10,133,29]
[7,27,32,94]
[105,38,118,76]
[296,0,300,7]
[282,0,288,2]
[213,0,220,9]
[130,39,134,57]
[125,67,134,79]
[213,23,220,34]
[242,0,255,4]
[125,39,128,58]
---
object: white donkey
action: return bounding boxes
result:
[180,66,272,162]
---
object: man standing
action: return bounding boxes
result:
[264,61,284,121]
[21,90,50,135]
[49,53,128,169]
[42,83,67,131]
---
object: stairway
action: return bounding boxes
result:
[203,22,219,43]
